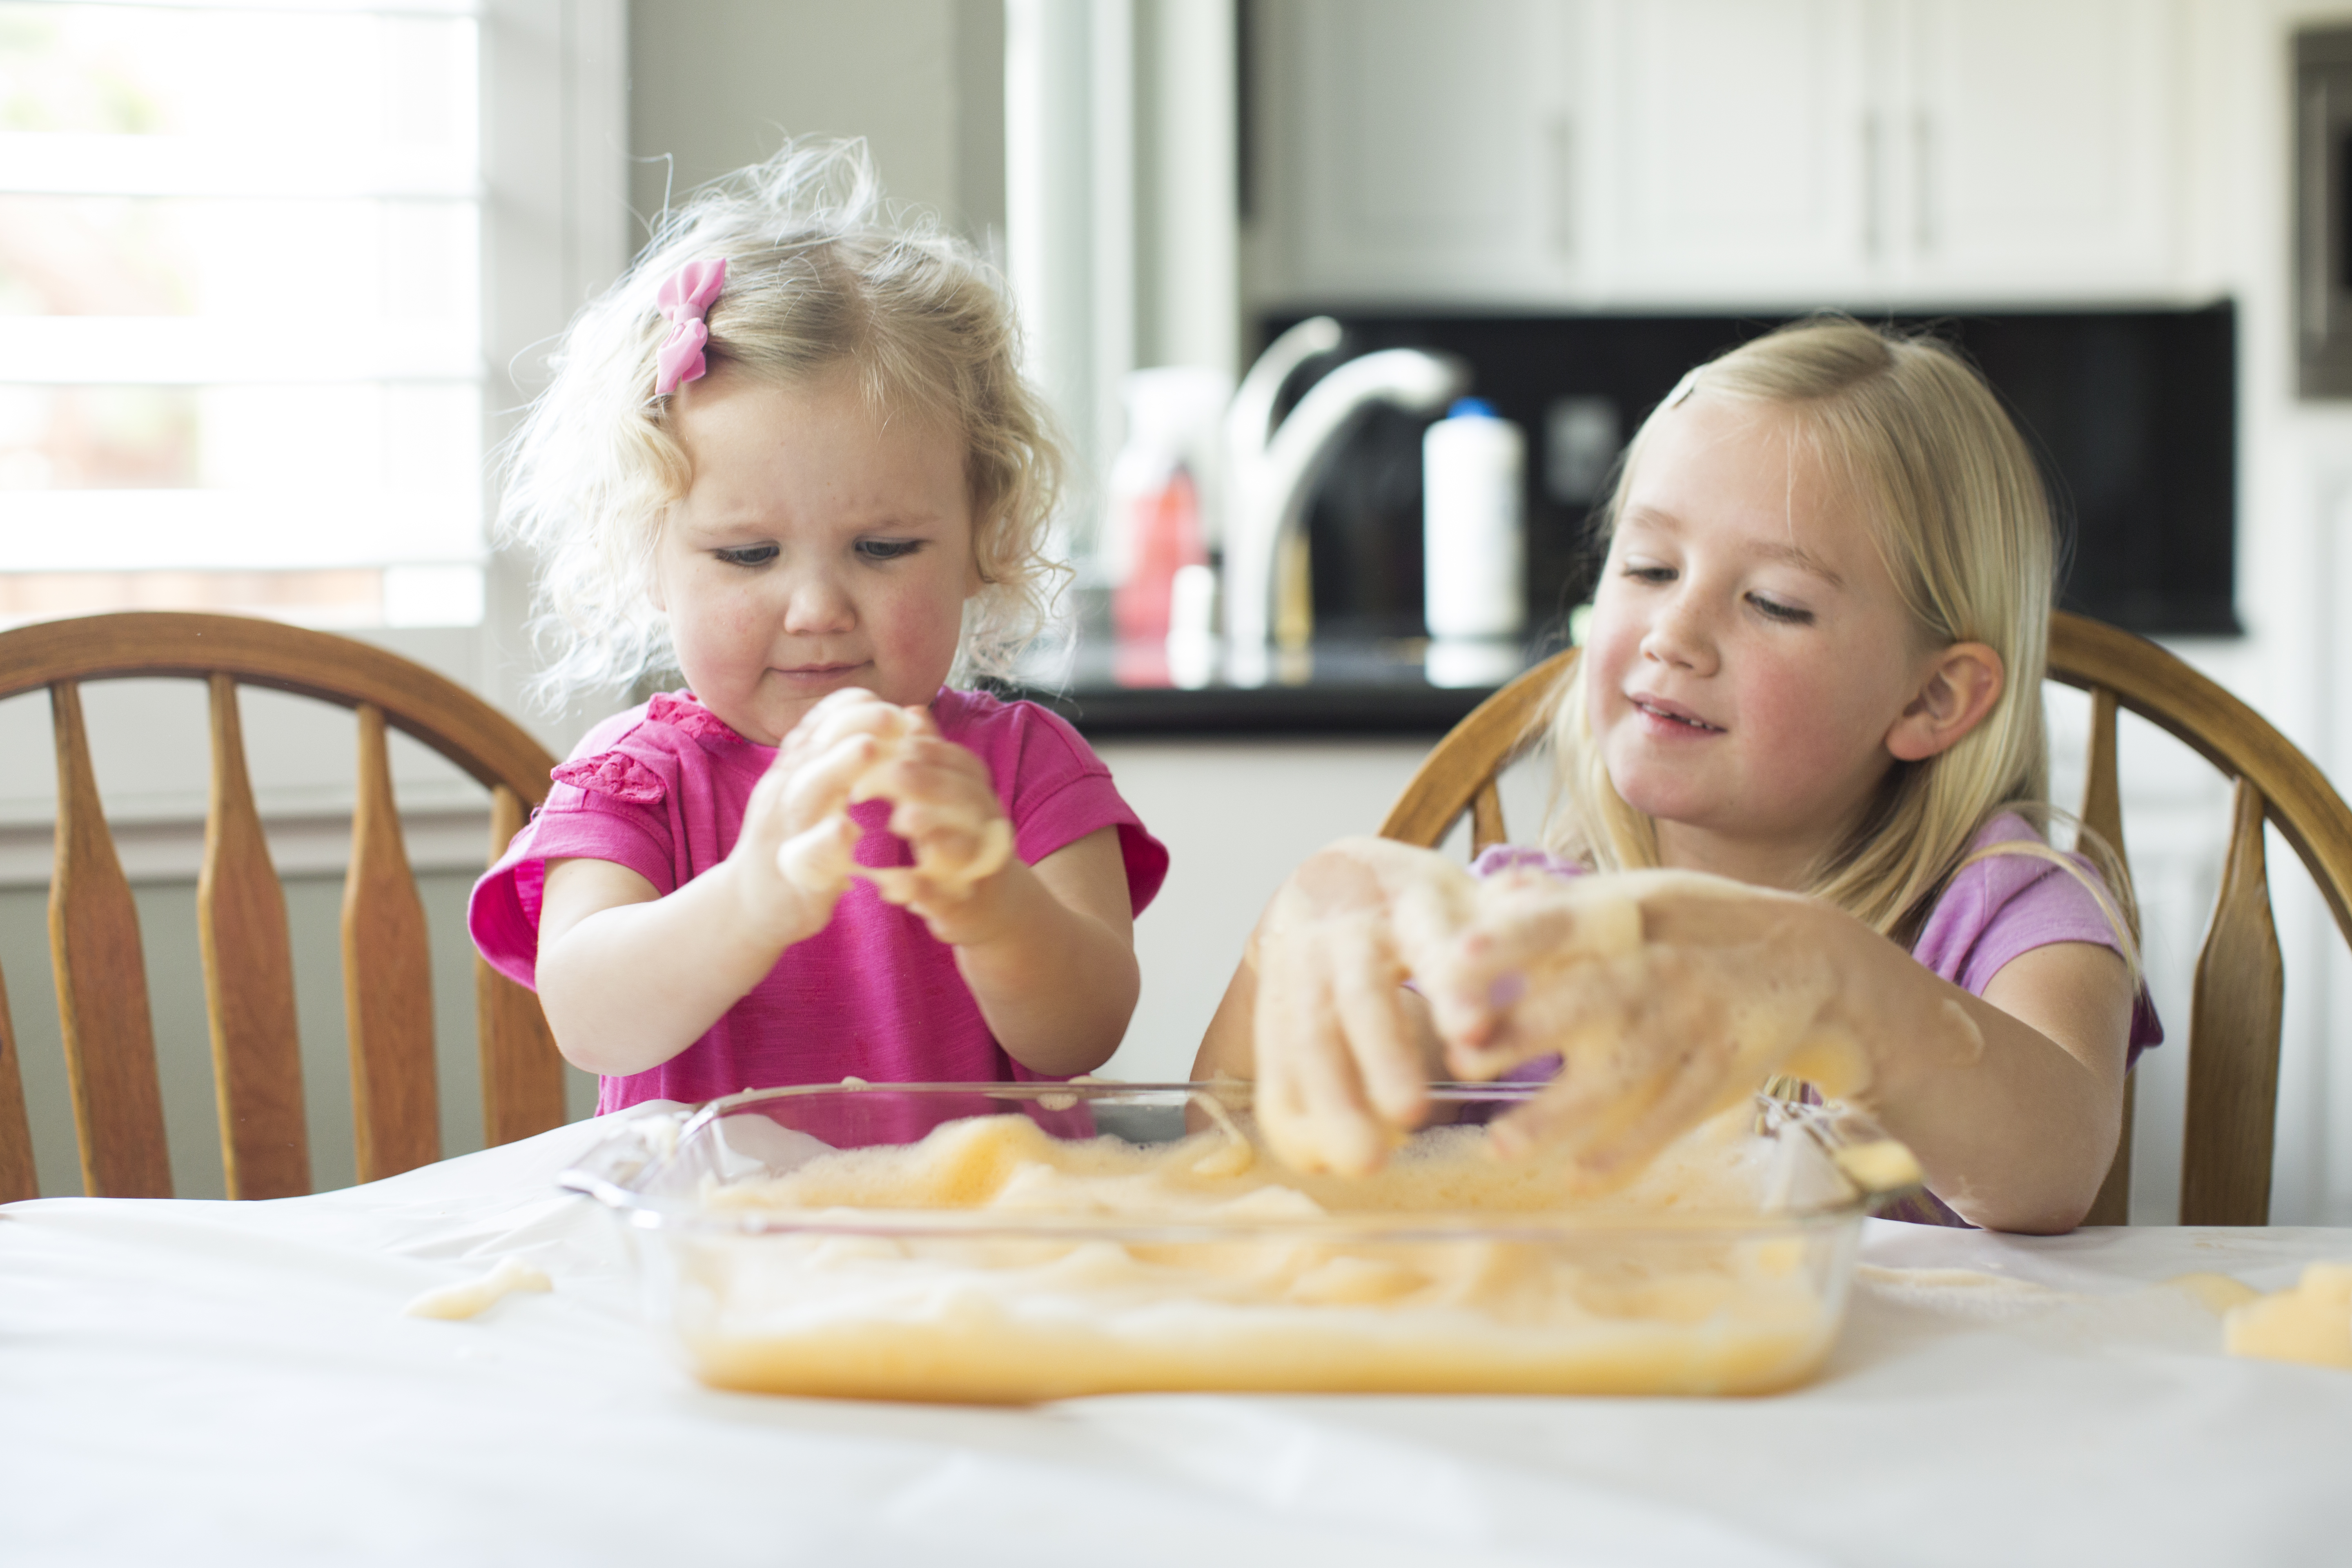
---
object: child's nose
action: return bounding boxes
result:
[777,564,857,635]
[1639,592,1717,674]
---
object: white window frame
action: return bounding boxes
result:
[0,0,629,886]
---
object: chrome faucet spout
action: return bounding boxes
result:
[1223,339,1468,670]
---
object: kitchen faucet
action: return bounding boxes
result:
[1221,318,1467,682]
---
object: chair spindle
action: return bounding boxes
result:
[49,681,173,1197]
[1469,781,1507,855]
[342,703,440,1183]
[476,785,567,1147]
[2079,685,2134,1226]
[0,961,36,1203]
[2180,777,2285,1225]
[198,675,311,1199]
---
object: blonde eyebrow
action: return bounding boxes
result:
[1617,506,1848,590]
[1750,539,1846,589]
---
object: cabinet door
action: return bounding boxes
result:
[1895,0,2179,296]
[1258,0,1581,305]
[1593,0,1875,305]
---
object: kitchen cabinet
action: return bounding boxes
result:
[1889,0,2181,298]
[1590,0,1875,302]
[1249,0,2189,309]
[1253,0,1581,303]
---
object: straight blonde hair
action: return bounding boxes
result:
[1544,316,2137,954]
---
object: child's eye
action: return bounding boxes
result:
[856,538,924,563]
[714,544,778,568]
[1622,564,1675,584]
[1749,593,1814,625]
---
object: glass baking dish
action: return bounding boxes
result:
[561,1081,1906,1403]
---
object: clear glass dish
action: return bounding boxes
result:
[561,1081,1905,1403]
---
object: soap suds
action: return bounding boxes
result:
[678,1108,1847,1401]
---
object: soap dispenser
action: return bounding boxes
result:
[1423,398,1525,685]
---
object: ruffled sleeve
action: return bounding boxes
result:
[551,749,668,804]
[467,702,698,989]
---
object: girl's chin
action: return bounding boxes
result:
[1604,766,1719,827]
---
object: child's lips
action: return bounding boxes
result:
[1628,695,1724,734]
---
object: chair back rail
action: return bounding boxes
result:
[0,612,564,1201]
[0,613,551,800]
[199,675,311,1200]
[1377,612,2352,1225]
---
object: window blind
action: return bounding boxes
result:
[0,0,488,628]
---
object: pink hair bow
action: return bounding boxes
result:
[654,257,728,395]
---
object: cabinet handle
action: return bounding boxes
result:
[2302,82,2332,343]
[1862,111,1882,260]
[1913,110,1934,253]
[1548,114,1575,257]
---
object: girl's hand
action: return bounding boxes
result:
[732,688,911,941]
[845,710,1018,943]
[1424,871,1900,1184]
[1246,840,1479,1175]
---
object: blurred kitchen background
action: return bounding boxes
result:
[4,0,2351,1224]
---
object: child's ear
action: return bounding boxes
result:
[1886,641,2004,762]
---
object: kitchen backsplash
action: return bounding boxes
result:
[1267,305,2237,643]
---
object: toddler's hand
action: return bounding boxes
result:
[731,688,911,940]
[843,712,1017,943]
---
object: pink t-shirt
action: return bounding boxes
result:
[469,688,1169,1114]
[1471,811,2162,1061]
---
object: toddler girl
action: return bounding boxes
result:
[1195,317,2156,1234]
[470,141,1167,1110]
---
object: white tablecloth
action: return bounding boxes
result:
[4,1106,2347,1568]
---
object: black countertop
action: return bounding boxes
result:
[999,638,1555,738]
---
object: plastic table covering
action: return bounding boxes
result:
[3,1104,2347,1568]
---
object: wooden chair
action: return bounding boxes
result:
[1379,610,2352,1225]
[0,612,566,1203]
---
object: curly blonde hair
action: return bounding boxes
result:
[499,137,1069,709]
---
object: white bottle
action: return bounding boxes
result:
[1422,398,1526,642]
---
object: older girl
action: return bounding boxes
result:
[1196,318,2155,1234]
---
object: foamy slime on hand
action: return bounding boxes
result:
[785,703,1014,904]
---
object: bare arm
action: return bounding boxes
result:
[943,826,1139,1076]
[536,854,804,1077]
[1828,927,2131,1232]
